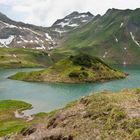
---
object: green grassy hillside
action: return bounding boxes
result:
[0,48,54,68]
[9,54,126,83]
[0,100,32,137]
[56,8,140,64]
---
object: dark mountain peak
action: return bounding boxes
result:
[64,11,80,19]
[0,12,6,18]
[0,11,13,24]
[106,8,119,14]
[104,8,133,18]
[106,8,133,14]
[51,11,94,34]
[91,14,101,21]
[64,11,94,19]
[86,11,94,16]
[133,8,140,14]
[0,12,7,18]
[68,11,80,16]
[134,8,140,11]
[107,8,119,12]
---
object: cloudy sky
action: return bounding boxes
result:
[0,0,140,27]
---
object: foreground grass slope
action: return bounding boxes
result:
[9,54,126,83]
[6,88,140,140]
[0,48,53,68]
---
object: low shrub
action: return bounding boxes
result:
[69,71,89,79]
[70,54,93,67]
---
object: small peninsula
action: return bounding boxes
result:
[9,54,127,83]
[0,100,32,137]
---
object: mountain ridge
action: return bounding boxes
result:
[58,8,140,64]
[1,8,140,64]
[0,11,93,50]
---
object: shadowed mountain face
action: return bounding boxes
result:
[60,8,140,64]
[0,11,93,50]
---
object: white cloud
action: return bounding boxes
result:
[0,0,140,26]
[11,0,87,26]
[0,0,6,4]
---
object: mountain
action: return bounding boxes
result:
[0,12,58,50]
[0,11,93,50]
[1,8,140,65]
[9,54,126,83]
[59,8,140,64]
[50,11,94,36]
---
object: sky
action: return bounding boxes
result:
[0,0,140,27]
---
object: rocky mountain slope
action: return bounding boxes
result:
[3,88,140,140]
[0,12,57,50]
[9,54,126,83]
[59,8,140,64]
[0,11,93,50]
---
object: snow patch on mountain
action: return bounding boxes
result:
[73,14,88,19]
[0,20,18,29]
[40,40,44,43]
[35,40,39,44]
[17,41,22,44]
[57,21,70,27]
[48,46,54,50]
[64,19,69,22]
[120,22,124,28]
[80,14,89,18]
[115,36,118,42]
[22,39,29,43]
[45,33,53,41]
[114,36,119,43]
[103,51,108,58]
[130,32,140,47]
[68,23,79,27]
[13,54,17,58]
[81,20,88,22]
[53,29,67,36]
[0,35,15,46]
[123,61,127,65]
[57,21,80,28]
[35,37,39,40]
[23,28,42,36]
[54,29,66,34]
[30,40,33,43]
[36,45,45,50]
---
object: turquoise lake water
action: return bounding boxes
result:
[0,65,140,115]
